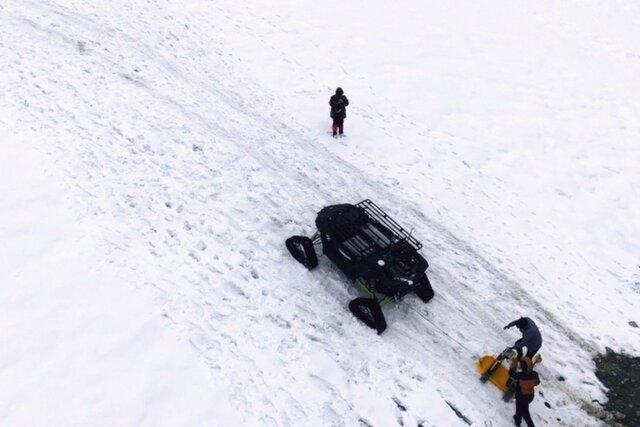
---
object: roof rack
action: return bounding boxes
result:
[356,199,423,251]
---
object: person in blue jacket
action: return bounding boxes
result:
[504,317,542,358]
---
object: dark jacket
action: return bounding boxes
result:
[509,359,540,398]
[506,317,542,355]
[329,92,349,120]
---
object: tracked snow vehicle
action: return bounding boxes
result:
[285,200,434,334]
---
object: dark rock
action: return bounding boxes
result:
[629,321,638,328]
[595,350,640,427]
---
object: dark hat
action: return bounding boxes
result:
[336,87,343,95]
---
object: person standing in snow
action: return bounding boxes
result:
[509,356,540,427]
[329,87,349,137]
[504,317,542,358]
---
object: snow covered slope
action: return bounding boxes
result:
[1,1,639,426]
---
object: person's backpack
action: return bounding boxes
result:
[519,372,540,395]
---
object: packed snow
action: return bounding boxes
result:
[1,1,639,426]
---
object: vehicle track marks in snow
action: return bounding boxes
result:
[2,1,618,425]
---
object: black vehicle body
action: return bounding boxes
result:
[285,200,434,333]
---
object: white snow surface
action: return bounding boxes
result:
[1,1,639,426]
